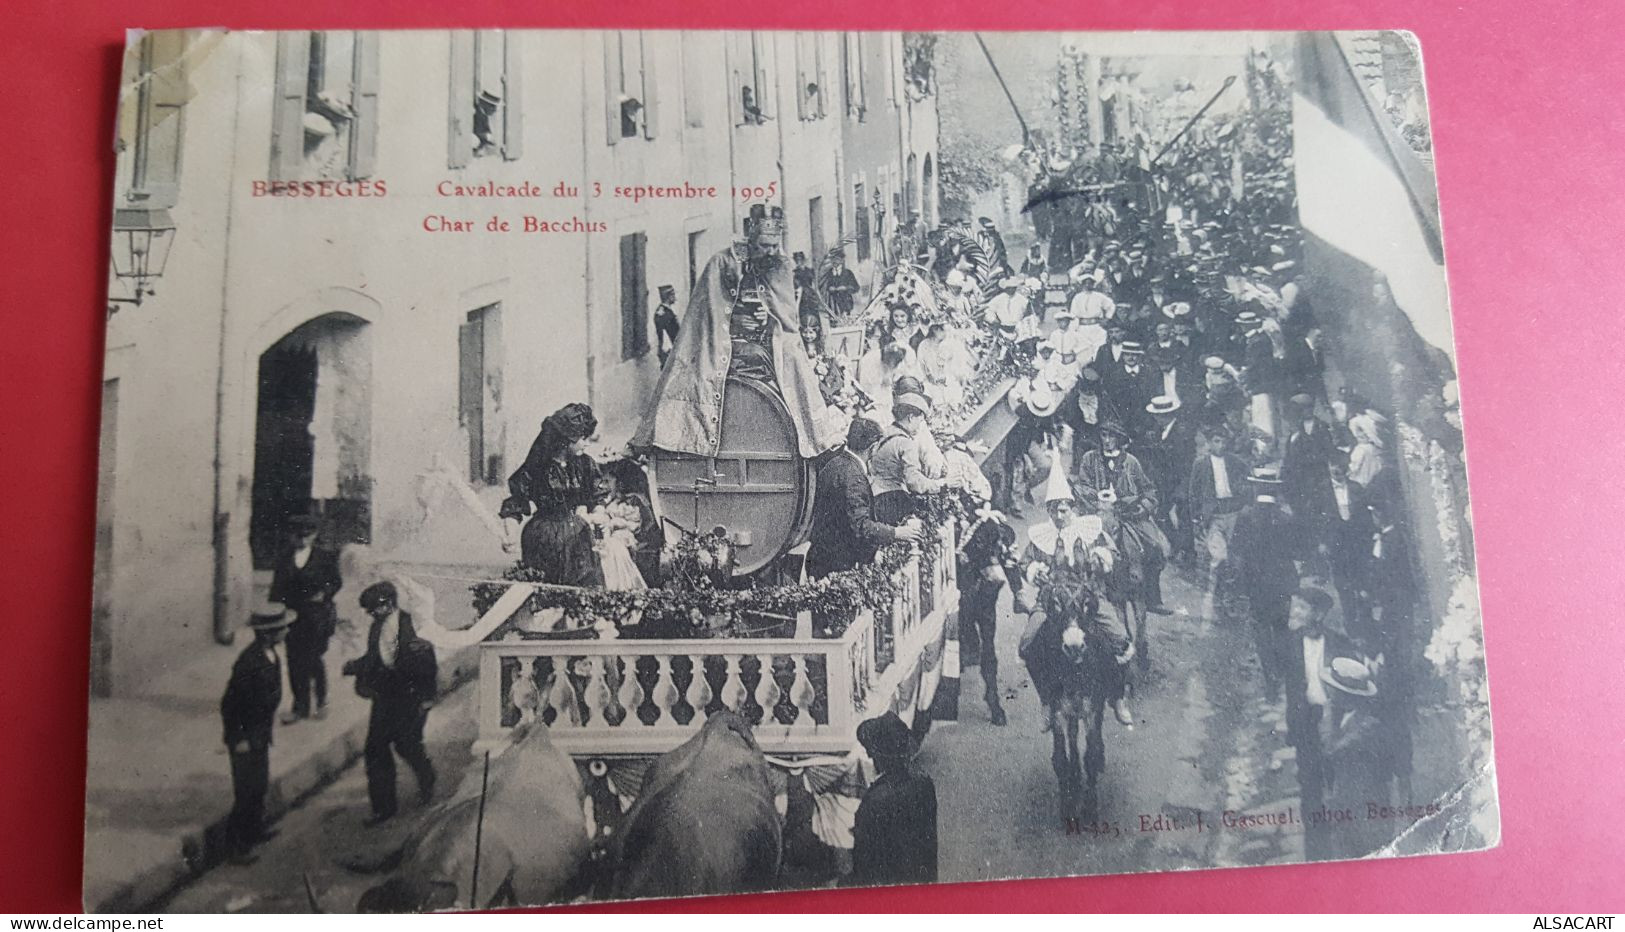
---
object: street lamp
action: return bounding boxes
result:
[107,207,176,314]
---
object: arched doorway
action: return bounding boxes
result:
[248,312,373,568]
[921,153,937,228]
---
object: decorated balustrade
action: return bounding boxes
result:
[473,520,959,758]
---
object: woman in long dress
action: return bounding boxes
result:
[499,402,606,588]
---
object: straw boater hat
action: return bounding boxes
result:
[1120,340,1145,356]
[1249,466,1284,486]
[1146,395,1181,415]
[249,600,291,631]
[1235,309,1263,328]
[1160,301,1193,321]
[1023,382,1063,418]
[1202,355,1228,372]
[1321,657,1379,697]
[1044,459,1075,505]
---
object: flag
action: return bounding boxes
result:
[1292,32,1456,415]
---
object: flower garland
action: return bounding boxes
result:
[471,491,962,639]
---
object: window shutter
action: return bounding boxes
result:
[731,34,746,126]
[814,33,827,118]
[141,30,190,207]
[640,32,658,140]
[349,31,381,179]
[794,33,807,121]
[752,32,772,119]
[447,31,474,169]
[502,32,523,159]
[270,32,311,182]
[604,33,621,146]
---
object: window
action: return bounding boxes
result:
[121,30,190,208]
[732,32,772,126]
[271,31,380,182]
[620,233,650,360]
[449,30,523,168]
[795,32,827,121]
[458,305,504,485]
[687,230,706,290]
[605,31,659,144]
[842,32,867,121]
[854,182,871,262]
[680,32,705,129]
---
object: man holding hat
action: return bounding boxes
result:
[269,515,342,724]
[219,603,291,863]
[850,711,937,887]
[1230,467,1306,702]
[345,581,439,825]
[653,284,681,367]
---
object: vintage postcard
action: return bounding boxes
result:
[86,28,1496,912]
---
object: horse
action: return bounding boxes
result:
[1019,571,1130,819]
[354,722,592,912]
[607,711,784,900]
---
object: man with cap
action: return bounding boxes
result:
[808,417,921,579]
[977,216,1010,274]
[891,376,947,480]
[1285,583,1353,852]
[1075,420,1170,615]
[1003,364,1064,517]
[1309,449,1375,634]
[344,582,439,825]
[220,604,291,863]
[1020,243,1045,278]
[1142,395,1198,566]
[653,284,681,366]
[1229,467,1307,702]
[868,390,946,526]
[957,491,1018,726]
[1322,657,1401,859]
[269,514,342,724]
[826,253,861,316]
[1089,319,1131,390]
[849,711,937,886]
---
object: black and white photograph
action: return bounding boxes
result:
[86,28,1496,912]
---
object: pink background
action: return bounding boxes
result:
[3,0,1621,912]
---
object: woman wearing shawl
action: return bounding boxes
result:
[500,403,606,588]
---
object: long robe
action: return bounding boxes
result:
[633,247,838,458]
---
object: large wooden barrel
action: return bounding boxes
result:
[648,375,815,576]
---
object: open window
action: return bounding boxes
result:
[795,32,827,121]
[732,32,773,126]
[842,32,867,121]
[450,30,523,167]
[270,31,381,182]
[605,31,659,144]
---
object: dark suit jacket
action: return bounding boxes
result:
[1282,334,1326,399]
[349,611,438,712]
[851,769,938,886]
[221,644,282,749]
[1310,480,1376,586]
[1232,501,1306,607]
[269,546,342,645]
[807,448,896,576]
[1141,416,1199,503]
[1282,419,1337,512]
[1187,452,1251,520]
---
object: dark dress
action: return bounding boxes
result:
[850,768,938,887]
[500,442,606,588]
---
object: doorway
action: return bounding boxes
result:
[249,312,372,568]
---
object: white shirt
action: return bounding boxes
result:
[1211,454,1233,500]
[378,611,400,669]
[1303,634,1328,706]
[1077,393,1100,424]
[1331,480,1351,521]
[1069,290,1116,324]
[1161,368,1180,402]
[292,545,311,570]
